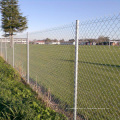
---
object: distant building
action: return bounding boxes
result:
[79,39,120,46]
[96,40,120,46]
[110,40,120,46]
[60,41,75,45]
[29,41,34,44]
[47,41,60,45]
[34,40,45,44]
[15,38,27,44]
[60,39,75,45]
[0,38,27,44]
[79,39,96,45]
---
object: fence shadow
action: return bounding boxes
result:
[28,77,77,120]
[58,59,120,68]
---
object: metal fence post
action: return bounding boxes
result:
[27,32,29,84]
[5,37,7,61]
[109,39,110,48]
[74,20,79,120]
[1,39,2,56]
[0,39,1,56]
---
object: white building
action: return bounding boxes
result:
[15,38,27,44]
[110,40,120,46]
[60,41,75,45]
[48,41,60,45]
[34,40,45,44]
[0,38,27,44]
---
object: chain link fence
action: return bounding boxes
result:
[0,37,12,64]
[0,13,120,120]
[28,24,76,119]
[14,37,27,80]
[77,13,120,120]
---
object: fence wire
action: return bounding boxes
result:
[0,13,119,120]
[0,38,13,65]
[14,37,27,80]
[28,23,76,119]
[78,13,120,120]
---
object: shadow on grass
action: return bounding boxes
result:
[58,59,120,68]
[29,77,87,120]
[28,77,77,120]
[29,77,72,108]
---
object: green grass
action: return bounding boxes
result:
[0,56,66,120]
[6,45,120,119]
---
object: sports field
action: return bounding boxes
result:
[6,44,120,119]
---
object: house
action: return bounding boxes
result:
[60,41,75,45]
[0,38,27,44]
[29,41,34,44]
[79,39,97,45]
[96,40,120,46]
[47,41,60,45]
[60,39,75,45]
[110,40,120,46]
[34,40,45,44]
[14,38,27,44]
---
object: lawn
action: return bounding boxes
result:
[5,44,120,119]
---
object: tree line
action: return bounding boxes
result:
[33,36,110,44]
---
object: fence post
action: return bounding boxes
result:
[5,37,7,61]
[109,39,110,48]
[27,32,29,84]
[73,20,79,120]
[13,36,14,68]
[1,39,2,56]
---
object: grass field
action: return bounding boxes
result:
[5,44,120,119]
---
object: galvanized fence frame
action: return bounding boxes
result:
[74,20,79,120]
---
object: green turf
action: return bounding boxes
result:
[5,44,120,119]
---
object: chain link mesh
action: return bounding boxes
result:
[0,37,13,65]
[78,13,120,120]
[0,13,119,120]
[13,35,27,81]
[28,24,76,118]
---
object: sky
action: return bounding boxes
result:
[0,0,120,35]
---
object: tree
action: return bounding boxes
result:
[87,39,96,43]
[69,39,75,42]
[53,39,58,42]
[45,38,51,43]
[0,0,28,47]
[97,36,109,45]
[59,39,64,43]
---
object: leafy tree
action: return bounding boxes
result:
[53,39,58,42]
[87,39,96,43]
[97,36,109,45]
[45,38,51,43]
[59,39,64,43]
[69,39,75,42]
[0,0,28,47]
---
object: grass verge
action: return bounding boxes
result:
[0,56,67,120]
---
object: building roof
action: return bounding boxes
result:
[35,40,45,43]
